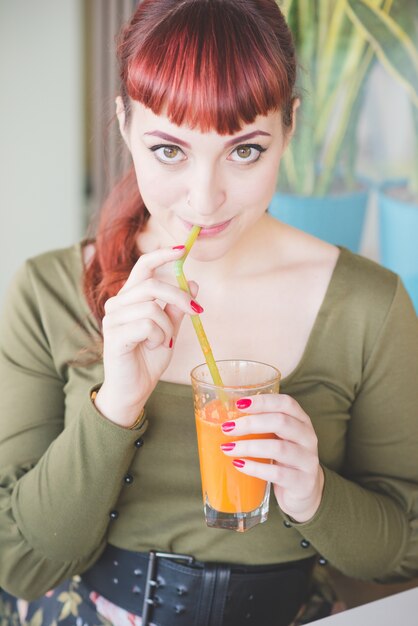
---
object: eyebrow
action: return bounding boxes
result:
[143,131,192,149]
[143,130,271,150]
[224,130,272,147]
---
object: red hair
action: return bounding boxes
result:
[84,0,296,323]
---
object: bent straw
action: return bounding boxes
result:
[174,226,224,388]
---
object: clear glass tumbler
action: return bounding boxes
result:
[191,359,281,532]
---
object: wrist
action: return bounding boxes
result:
[92,385,146,429]
[284,466,325,524]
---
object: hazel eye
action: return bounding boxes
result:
[162,146,179,159]
[150,144,186,164]
[229,144,267,163]
[237,146,252,159]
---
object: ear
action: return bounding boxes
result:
[115,96,131,149]
[283,97,300,152]
[290,97,300,137]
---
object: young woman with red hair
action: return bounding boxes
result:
[1,1,417,625]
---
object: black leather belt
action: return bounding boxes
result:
[81,544,315,626]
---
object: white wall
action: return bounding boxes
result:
[0,0,84,306]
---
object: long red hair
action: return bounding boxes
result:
[84,0,297,324]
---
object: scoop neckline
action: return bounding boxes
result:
[74,240,348,395]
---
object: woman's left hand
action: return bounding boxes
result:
[221,394,324,523]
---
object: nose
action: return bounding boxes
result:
[187,163,226,217]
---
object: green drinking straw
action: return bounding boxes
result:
[174,225,224,388]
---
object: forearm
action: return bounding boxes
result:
[282,466,410,580]
[0,393,147,599]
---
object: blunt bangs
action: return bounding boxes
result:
[121,0,294,134]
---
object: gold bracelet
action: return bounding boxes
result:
[91,390,145,430]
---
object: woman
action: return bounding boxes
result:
[1,1,417,625]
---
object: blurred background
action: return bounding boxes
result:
[0,0,417,309]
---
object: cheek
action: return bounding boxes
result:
[132,158,182,209]
[233,161,279,209]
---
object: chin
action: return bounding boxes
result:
[188,241,230,262]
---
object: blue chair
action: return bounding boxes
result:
[268,190,368,253]
[378,188,418,313]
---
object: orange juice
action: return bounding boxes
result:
[195,399,271,514]
[191,359,281,531]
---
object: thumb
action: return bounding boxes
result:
[188,280,199,299]
[165,280,200,338]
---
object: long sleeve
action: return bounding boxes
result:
[0,261,147,600]
[282,278,418,581]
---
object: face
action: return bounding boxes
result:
[117,100,294,260]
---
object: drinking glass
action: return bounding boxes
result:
[191,359,281,532]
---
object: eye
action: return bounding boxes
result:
[150,144,187,164]
[229,143,267,163]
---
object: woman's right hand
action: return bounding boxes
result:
[93,245,202,428]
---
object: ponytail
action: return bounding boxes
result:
[83,166,149,325]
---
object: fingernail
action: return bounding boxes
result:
[190,300,204,314]
[236,398,252,409]
[220,442,236,451]
[233,459,246,468]
[172,245,185,250]
[222,421,236,433]
[169,337,173,348]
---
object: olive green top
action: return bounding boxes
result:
[1,243,418,601]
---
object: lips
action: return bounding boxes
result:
[181,218,233,237]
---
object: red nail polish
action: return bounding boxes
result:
[172,245,185,250]
[169,337,173,348]
[236,398,252,409]
[190,300,204,314]
[220,442,236,451]
[233,459,246,468]
[222,421,236,433]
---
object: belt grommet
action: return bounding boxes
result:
[177,585,187,596]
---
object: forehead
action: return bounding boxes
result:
[129,101,282,144]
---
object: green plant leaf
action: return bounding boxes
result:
[347,0,418,107]
[316,0,347,106]
[278,0,294,19]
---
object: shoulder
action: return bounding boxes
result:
[326,249,417,364]
[3,242,85,324]
[336,247,400,312]
[11,242,86,307]
[263,218,401,312]
[24,242,83,282]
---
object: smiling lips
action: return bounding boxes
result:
[182,218,233,237]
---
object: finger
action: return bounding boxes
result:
[221,438,317,472]
[104,300,174,342]
[164,280,200,345]
[105,318,167,353]
[105,279,201,316]
[231,458,305,489]
[221,413,315,448]
[187,280,199,299]
[119,246,186,293]
[235,393,310,424]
